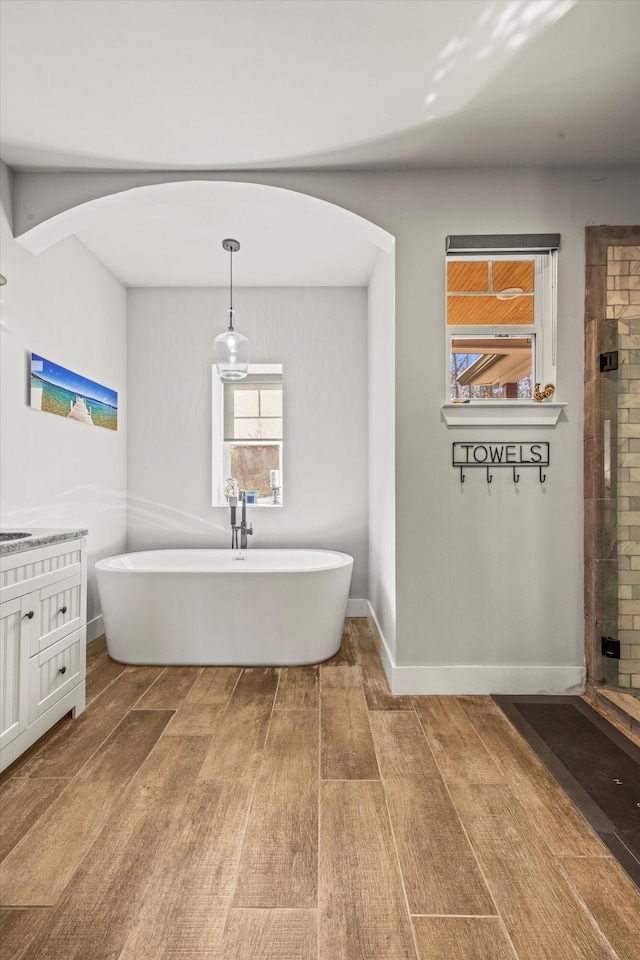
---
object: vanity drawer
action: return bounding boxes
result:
[0,540,86,604]
[29,628,84,723]
[32,575,84,655]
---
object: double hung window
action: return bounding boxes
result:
[446,234,559,402]
[222,372,283,503]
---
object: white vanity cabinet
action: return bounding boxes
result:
[0,537,87,772]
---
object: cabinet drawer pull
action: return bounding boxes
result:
[24,610,35,620]
[59,606,68,614]
[58,666,67,675]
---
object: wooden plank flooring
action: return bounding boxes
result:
[0,709,173,905]
[320,664,379,780]
[0,618,636,960]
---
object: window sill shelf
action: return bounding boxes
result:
[441,402,566,426]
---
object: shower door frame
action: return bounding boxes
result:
[584,225,640,689]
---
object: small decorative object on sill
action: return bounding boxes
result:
[224,477,239,502]
[451,398,470,404]
[270,469,281,504]
[533,382,555,403]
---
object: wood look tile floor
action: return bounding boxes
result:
[1,620,638,960]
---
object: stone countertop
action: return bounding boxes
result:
[0,529,88,557]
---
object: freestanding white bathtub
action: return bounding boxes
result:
[95,549,353,665]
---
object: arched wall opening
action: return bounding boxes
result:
[7,176,397,657]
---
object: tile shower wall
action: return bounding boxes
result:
[614,246,640,689]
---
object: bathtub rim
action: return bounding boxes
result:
[95,547,354,576]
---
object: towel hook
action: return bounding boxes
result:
[513,467,520,484]
[460,467,465,484]
[486,467,493,484]
[539,466,546,484]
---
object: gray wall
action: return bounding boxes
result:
[368,247,396,656]
[0,162,127,640]
[126,286,369,598]
[13,165,640,686]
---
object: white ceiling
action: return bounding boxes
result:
[75,187,382,287]
[1,0,638,172]
[1,0,638,286]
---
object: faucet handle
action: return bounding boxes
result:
[247,524,253,536]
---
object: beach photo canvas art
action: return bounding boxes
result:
[30,353,118,431]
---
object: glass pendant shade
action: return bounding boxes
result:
[214,239,249,380]
[213,327,249,380]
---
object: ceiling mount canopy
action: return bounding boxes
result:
[213,238,249,381]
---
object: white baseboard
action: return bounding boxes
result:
[364,601,585,695]
[366,600,395,686]
[346,599,369,617]
[387,664,586,696]
[86,615,104,644]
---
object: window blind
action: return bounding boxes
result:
[446,234,561,253]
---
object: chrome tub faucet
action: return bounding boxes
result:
[229,492,253,549]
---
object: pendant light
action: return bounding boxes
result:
[213,238,249,380]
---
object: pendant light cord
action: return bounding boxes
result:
[228,247,234,331]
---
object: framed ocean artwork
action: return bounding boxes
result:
[30,353,118,431]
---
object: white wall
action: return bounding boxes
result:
[367,247,396,657]
[13,165,640,690]
[127,286,369,598]
[0,162,127,640]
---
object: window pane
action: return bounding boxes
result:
[260,387,282,417]
[492,260,534,293]
[450,336,533,399]
[447,261,489,292]
[447,294,534,326]
[234,389,259,418]
[230,444,281,500]
[233,418,282,440]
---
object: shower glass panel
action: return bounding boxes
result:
[615,264,640,691]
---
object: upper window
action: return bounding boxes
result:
[212,365,284,507]
[446,235,559,402]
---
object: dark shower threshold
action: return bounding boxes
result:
[493,695,640,889]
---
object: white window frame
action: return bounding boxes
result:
[443,247,564,426]
[212,363,284,506]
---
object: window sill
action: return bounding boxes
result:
[441,401,566,426]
